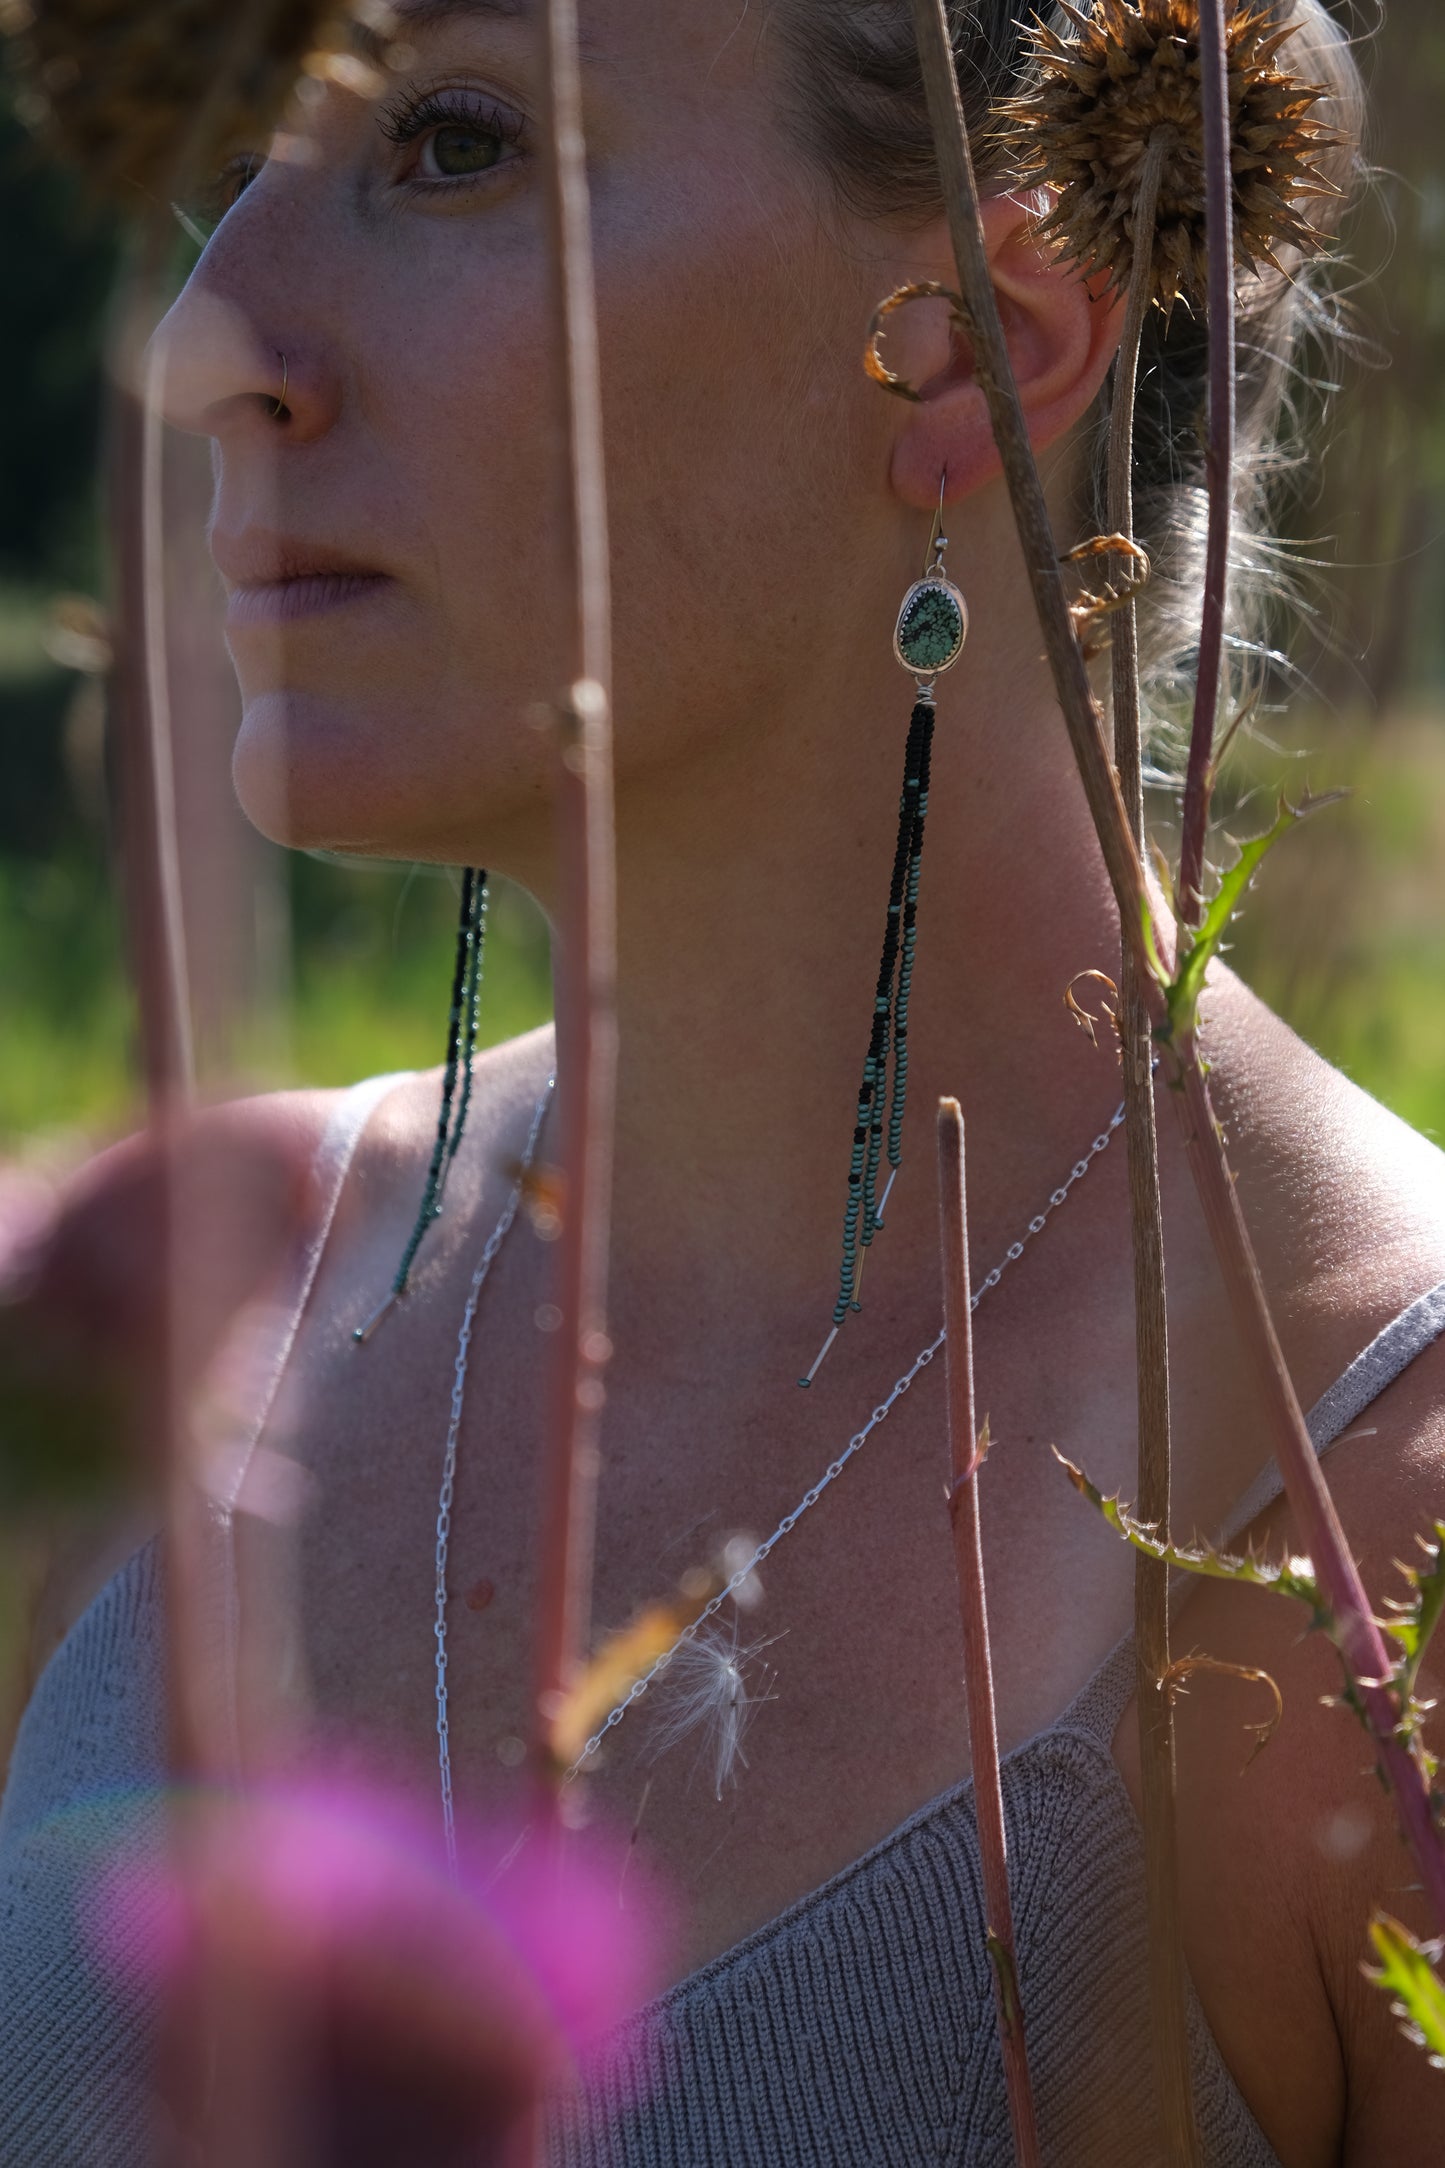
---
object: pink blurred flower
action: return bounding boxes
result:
[90,1773,669,2167]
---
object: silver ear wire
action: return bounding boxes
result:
[923,464,948,577]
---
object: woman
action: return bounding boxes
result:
[4,1,1443,2161]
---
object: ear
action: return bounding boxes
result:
[887,190,1123,515]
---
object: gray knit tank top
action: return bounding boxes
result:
[4,1076,1444,2168]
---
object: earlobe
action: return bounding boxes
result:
[887,192,1124,515]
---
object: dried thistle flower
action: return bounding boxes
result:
[0,0,389,206]
[1003,0,1342,310]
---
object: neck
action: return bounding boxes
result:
[532,610,1129,1378]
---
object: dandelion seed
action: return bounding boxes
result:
[645,1623,781,1802]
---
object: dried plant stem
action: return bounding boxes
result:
[109,213,237,2156]
[937,1101,1043,2168]
[1175,1049,1445,1917]
[110,240,196,1117]
[1108,133,1167,827]
[530,0,618,1818]
[108,221,213,1812]
[1178,0,1236,927]
[1108,139,1201,2168]
[907,0,1445,1927]
[905,0,1152,953]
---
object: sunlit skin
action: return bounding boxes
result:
[123,2,1445,2160]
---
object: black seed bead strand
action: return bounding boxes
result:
[832,700,928,1327]
[887,700,936,1172]
[861,700,928,1252]
[385,867,477,1305]
[438,870,488,1205]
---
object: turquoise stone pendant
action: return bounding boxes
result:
[893,576,968,678]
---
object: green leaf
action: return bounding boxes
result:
[1053,1447,1326,1614]
[1165,793,1347,1040]
[1365,1912,1445,2069]
[1383,1524,1445,1704]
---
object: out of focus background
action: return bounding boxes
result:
[2,3,1443,1166]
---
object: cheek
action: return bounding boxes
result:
[585,194,887,769]
[238,165,887,860]
[232,255,561,857]
[372,267,556,675]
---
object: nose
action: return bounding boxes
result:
[150,267,341,448]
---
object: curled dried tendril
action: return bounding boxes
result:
[1064,968,1123,1052]
[1162,1650,1284,1763]
[864,281,972,404]
[1062,532,1152,658]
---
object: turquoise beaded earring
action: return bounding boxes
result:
[799,477,968,1388]
[354,868,489,1342]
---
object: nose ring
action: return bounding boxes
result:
[271,352,289,418]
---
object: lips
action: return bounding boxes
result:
[212,530,396,628]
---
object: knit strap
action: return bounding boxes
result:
[1062,1275,1445,1750]
[213,1071,413,1765]
[1060,1628,1140,1746]
[1215,1276,1445,1551]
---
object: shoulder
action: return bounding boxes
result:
[313,1023,555,1250]
[1118,971,1445,2161]
[1147,1387,1445,2165]
[1203,965,1445,1397]
[22,1032,554,1658]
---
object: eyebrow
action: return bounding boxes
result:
[360,0,601,60]
[353,0,518,70]
[392,0,530,24]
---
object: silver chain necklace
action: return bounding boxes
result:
[434,1075,554,1873]
[433,1080,1130,1855]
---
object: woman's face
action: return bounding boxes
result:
[157,0,906,868]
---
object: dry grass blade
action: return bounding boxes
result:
[1092,110,1198,2164]
[908,0,1445,1938]
[528,0,619,1835]
[938,1100,1043,2167]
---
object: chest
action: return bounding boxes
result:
[245,1222,1195,1981]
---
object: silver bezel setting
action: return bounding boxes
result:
[892,575,969,679]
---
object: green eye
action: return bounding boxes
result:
[427,124,503,178]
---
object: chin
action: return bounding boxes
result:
[229,686,547,863]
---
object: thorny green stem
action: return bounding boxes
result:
[1178,0,1236,926]
[938,1102,1043,2168]
[1175,1046,1445,1916]
[907,0,1445,1931]
[529,0,618,1831]
[1108,134,1201,2168]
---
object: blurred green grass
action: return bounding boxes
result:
[1216,708,1445,1143]
[3,582,1445,1152]
[0,583,552,1154]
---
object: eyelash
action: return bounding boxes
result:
[378,85,527,187]
[210,150,263,219]
[202,87,525,224]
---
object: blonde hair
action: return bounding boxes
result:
[775,0,1365,740]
